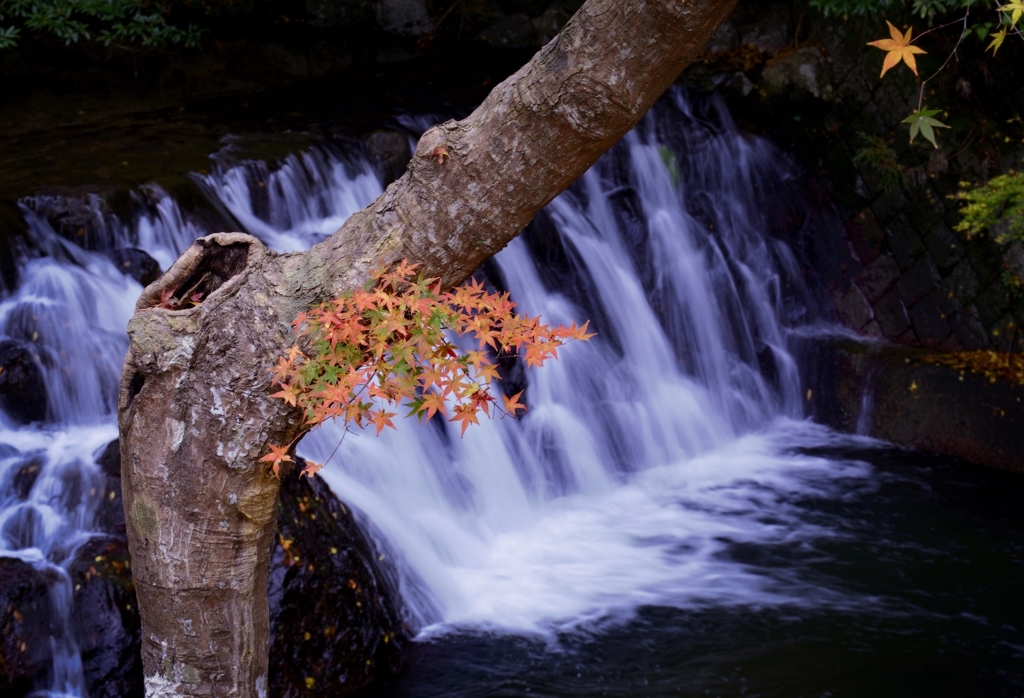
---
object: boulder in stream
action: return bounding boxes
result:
[68,536,142,698]
[363,130,411,187]
[0,557,58,696]
[376,0,432,35]
[65,441,409,697]
[101,248,161,287]
[0,340,48,425]
[268,459,408,696]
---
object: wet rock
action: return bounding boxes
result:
[885,215,925,270]
[873,289,910,339]
[0,201,34,293]
[854,254,901,304]
[460,0,506,32]
[922,224,965,271]
[907,293,950,346]
[846,208,884,265]
[0,557,58,696]
[0,339,47,425]
[937,259,981,315]
[738,3,790,55]
[760,47,833,100]
[268,459,407,696]
[803,338,1024,472]
[79,441,409,697]
[93,441,126,536]
[363,130,411,187]
[102,248,161,287]
[896,255,940,306]
[829,283,873,330]
[704,20,739,53]
[1005,241,1024,279]
[975,282,1011,328]
[5,454,44,501]
[21,193,121,252]
[949,305,989,349]
[68,536,141,698]
[988,313,1021,353]
[376,0,432,36]
[306,0,371,29]
[479,14,535,49]
[532,4,571,45]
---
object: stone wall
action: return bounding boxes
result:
[683,1,1024,354]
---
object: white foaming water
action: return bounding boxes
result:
[0,90,873,694]
[298,92,871,635]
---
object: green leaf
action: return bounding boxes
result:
[971,21,992,41]
[658,146,680,186]
[902,108,950,148]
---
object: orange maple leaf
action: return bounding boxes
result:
[301,460,324,478]
[419,391,449,420]
[260,444,294,478]
[271,385,301,407]
[450,404,480,436]
[502,391,527,417]
[867,21,926,77]
[369,408,398,435]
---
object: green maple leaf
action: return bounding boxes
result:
[903,108,950,148]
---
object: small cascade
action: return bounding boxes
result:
[298,92,851,635]
[0,89,870,694]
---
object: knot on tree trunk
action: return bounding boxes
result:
[137,233,261,312]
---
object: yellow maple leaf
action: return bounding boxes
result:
[1000,0,1024,27]
[987,27,1008,54]
[867,20,927,77]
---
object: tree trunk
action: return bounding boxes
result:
[118,0,737,695]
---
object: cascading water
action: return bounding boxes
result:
[300,92,868,636]
[1,89,1020,697]
[0,88,845,694]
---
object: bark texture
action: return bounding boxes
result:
[118,0,736,695]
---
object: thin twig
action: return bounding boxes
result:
[916,4,971,111]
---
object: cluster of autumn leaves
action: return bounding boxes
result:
[867,1,1022,147]
[262,261,592,478]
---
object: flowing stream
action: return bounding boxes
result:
[1,90,1021,697]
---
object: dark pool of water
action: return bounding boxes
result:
[357,447,1024,698]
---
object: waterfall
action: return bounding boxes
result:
[0,89,871,694]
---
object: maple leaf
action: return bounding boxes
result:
[468,387,493,416]
[301,460,324,478]
[987,27,1008,54]
[1000,0,1024,26]
[271,385,301,407]
[450,404,480,436]
[502,391,527,417]
[572,321,596,341]
[392,259,419,279]
[420,390,450,420]
[867,21,927,77]
[430,146,450,165]
[369,408,398,435]
[158,287,176,309]
[903,108,950,148]
[268,258,594,462]
[260,444,293,478]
